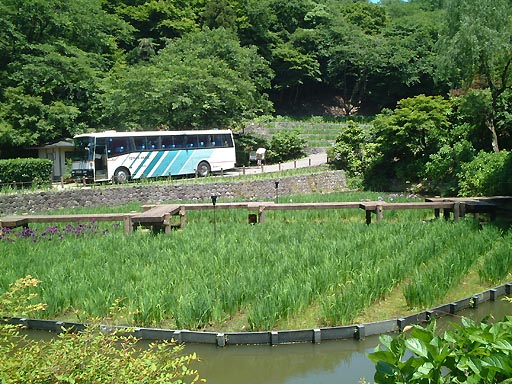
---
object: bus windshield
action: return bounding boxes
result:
[71,137,94,161]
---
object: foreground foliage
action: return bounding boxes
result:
[368,305,512,384]
[0,276,204,384]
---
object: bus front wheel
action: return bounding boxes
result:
[113,167,130,184]
[196,161,211,177]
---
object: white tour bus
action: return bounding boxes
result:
[70,130,236,183]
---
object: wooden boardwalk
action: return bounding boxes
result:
[0,213,131,229]
[0,197,504,234]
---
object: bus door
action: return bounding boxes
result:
[94,138,108,180]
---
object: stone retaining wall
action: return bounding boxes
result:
[0,171,346,215]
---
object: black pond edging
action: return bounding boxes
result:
[7,282,512,346]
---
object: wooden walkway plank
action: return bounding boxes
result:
[130,205,181,223]
[0,216,29,228]
[0,213,131,228]
[360,201,455,210]
[264,202,361,210]
[141,202,250,211]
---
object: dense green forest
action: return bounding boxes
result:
[0,0,446,147]
[1,0,511,195]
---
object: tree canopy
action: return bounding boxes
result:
[437,0,512,152]
[0,0,453,150]
[100,28,273,130]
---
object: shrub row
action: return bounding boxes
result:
[0,158,53,186]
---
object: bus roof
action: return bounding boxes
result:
[74,129,233,139]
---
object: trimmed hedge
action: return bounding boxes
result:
[0,158,53,186]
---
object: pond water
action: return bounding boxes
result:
[20,298,511,384]
[187,337,377,384]
[185,299,511,384]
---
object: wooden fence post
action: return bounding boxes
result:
[179,206,187,229]
[453,202,460,221]
[124,215,133,235]
[376,204,383,222]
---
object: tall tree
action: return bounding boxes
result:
[437,0,512,152]
[320,23,382,114]
[0,0,133,148]
[107,0,202,56]
[100,28,273,130]
[317,0,442,114]
[369,2,444,109]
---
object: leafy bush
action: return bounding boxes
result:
[369,95,453,188]
[368,311,512,384]
[266,130,306,163]
[0,158,53,187]
[327,121,378,177]
[423,140,476,196]
[458,150,512,196]
[0,276,204,384]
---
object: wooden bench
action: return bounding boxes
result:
[126,204,184,234]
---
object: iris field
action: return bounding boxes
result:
[1,192,511,331]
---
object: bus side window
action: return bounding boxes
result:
[161,136,172,149]
[223,134,233,147]
[147,136,160,150]
[186,135,198,148]
[108,137,129,157]
[197,134,208,147]
[174,135,186,148]
[134,137,147,150]
[214,134,230,147]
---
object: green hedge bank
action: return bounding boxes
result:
[0,158,53,186]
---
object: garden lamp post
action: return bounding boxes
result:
[211,194,218,239]
[275,180,280,204]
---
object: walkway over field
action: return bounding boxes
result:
[1,196,509,234]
